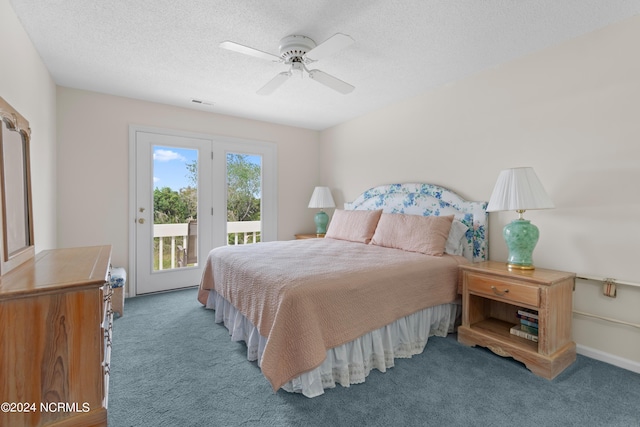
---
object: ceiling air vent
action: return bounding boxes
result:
[191,99,214,106]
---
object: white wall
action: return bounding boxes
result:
[0,0,57,251]
[56,88,319,269]
[320,16,640,366]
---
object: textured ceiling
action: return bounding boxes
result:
[9,0,640,130]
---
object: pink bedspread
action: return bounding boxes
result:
[198,238,468,391]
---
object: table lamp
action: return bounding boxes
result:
[308,186,335,236]
[486,167,554,270]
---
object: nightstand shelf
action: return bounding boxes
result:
[458,261,576,379]
[467,317,539,353]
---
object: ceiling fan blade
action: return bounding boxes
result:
[307,69,355,94]
[304,33,354,61]
[220,41,282,62]
[257,72,291,95]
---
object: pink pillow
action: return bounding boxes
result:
[325,209,383,243]
[371,213,454,256]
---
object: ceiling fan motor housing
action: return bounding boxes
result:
[279,35,316,62]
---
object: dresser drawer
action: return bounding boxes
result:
[466,272,540,307]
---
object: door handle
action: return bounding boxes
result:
[138,218,145,224]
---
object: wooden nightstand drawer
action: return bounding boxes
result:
[467,272,540,308]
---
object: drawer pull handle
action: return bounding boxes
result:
[491,286,509,296]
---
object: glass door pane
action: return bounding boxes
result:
[226,153,262,245]
[153,145,199,270]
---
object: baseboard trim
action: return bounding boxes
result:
[577,344,640,374]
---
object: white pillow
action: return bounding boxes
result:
[445,219,469,256]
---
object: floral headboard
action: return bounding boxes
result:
[344,183,488,262]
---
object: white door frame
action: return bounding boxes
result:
[128,125,278,297]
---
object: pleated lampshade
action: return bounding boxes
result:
[486,167,554,212]
[308,187,335,209]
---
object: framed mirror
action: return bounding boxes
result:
[0,96,35,275]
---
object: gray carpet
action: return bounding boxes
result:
[108,288,639,427]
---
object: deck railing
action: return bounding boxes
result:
[153,221,261,270]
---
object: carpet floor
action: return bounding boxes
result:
[107,287,640,426]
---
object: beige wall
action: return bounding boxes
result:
[0,0,57,252]
[56,88,319,269]
[319,16,640,367]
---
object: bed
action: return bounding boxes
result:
[198,183,488,397]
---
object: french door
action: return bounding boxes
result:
[130,127,277,295]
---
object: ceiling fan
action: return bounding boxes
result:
[220,33,355,95]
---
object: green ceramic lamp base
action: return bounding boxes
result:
[503,216,539,270]
[314,210,329,235]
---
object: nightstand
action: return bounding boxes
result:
[458,261,576,379]
[295,233,324,239]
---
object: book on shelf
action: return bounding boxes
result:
[510,325,539,342]
[516,312,539,324]
[517,309,538,320]
[519,324,539,335]
[519,318,539,329]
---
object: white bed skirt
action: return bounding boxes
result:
[205,290,460,398]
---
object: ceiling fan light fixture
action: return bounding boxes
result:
[221,32,355,95]
[291,62,304,78]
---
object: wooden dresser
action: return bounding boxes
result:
[0,245,112,427]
